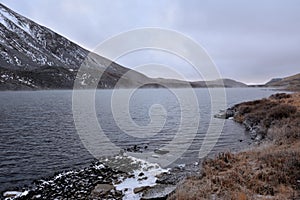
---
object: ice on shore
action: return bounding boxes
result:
[112,155,169,200]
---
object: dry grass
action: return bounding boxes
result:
[169,93,300,200]
[170,143,300,200]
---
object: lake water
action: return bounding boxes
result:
[0,88,278,192]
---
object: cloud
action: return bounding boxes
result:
[1,0,300,83]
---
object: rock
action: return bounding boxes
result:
[225,109,235,118]
[3,191,22,198]
[154,149,169,155]
[255,133,263,141]
[155,172,185,185]
[33,194,42,199]
[126,144,147,153]
[114,179,122,184]
[128,174,135,178]
[177,164,185,170]
[214,112,226,119]
[90,184,114,197]
[133,186,150,194]
[141,184,176,200]
[214,108,235,119]
[138,176,148,181]
[138,172,145,177]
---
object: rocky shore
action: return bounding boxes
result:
[171,92,300,199]
[229,93,298,143]
[3,160,127,200]
[2,153,202,200]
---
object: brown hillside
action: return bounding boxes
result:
[266,73,300,91]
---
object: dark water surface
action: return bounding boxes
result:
[0,88,278,191]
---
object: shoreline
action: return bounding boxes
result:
[170,92,300,199]
[0,86,278,92]
[2,155,170,200]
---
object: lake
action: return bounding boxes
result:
[0,88,279,192]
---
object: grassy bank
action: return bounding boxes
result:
[170,93,300,200]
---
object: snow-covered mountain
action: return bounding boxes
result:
[0,4,88,70]
[0,3,151,90]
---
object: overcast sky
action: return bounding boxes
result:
[2,0,300,84]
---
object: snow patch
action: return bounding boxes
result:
[17,78,36,87]
[114,155,169,200]
[13,56,22,65]
[3,190,29,200]
[0,6,32,36]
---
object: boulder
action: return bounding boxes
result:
[214,108,235,119]
[154,149,169,155]
[141,184,176,200]
[133,186,150,194]
[91,184,114,195]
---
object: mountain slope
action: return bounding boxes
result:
[265,73,300,91]
[0,3,87,70]
[0,3,152,90]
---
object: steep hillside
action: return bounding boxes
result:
[0,3,151,90]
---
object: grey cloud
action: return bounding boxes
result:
[1,0,300,84]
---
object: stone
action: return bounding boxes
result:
[141,184,176,200]
[138,176,148,181]
[91,184,114,195]
[214,108,235,119]
[154,149,169,155]
[225,109,235,118]
[138,172,145,176]
[133,186,150,194]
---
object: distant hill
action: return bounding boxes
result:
[143,78,248,88]
[265,78,283,85]
[191,78,247,88]
[265,73,300,91]
[207,78,248,88]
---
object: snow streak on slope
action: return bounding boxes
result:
[0,3,88,70]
